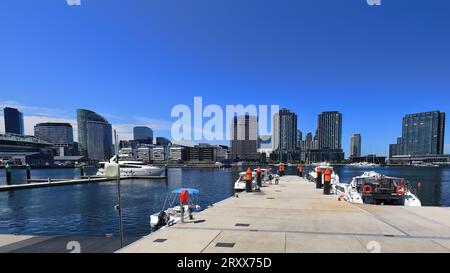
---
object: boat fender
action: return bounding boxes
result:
[395,185,407,195]
[362,185,373,195]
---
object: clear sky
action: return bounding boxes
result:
[0,0,449,156]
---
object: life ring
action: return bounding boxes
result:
[362,185,373,194]
[395,185,407,195]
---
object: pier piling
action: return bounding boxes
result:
[5,164,12,185]
[323,168,332,195]
[26,164,31,181]
[316,167,322,189]
[256,167,262,190]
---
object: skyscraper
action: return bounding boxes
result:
[230,115,259,161]
[317,111,342,150]
[133,126,153,143]
[390,111,445,156]
[272,108,299,161]
[77,109,113,161]
[34,123,74,156]
[4,107,24,135]
[350,134,362,158]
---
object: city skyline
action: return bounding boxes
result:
[0,103,449,157]
[1,0,450,156]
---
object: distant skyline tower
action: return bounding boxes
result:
[350,134,362,158]
[272,108,298,161]
[230,115,259,161]
[390,111,445,157]
[3,107,24,135]
[77,109,113,161]
[317,111,342,150]
[133,126,153,143]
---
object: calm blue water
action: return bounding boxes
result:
[0,166,449,237]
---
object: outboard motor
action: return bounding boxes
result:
[153,211,169,232]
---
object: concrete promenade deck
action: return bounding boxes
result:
[0,176,166,192]
[118,176,450,253]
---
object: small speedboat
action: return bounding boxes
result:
[307,163,340,185]
[150,188,202,232]
[96,156,164,177]
[234,171,257,191]
[334,171,421,207]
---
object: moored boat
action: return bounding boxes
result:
[333,171,421,207]
[96,156,164,177]
[150,188,202,232]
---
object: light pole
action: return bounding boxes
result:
[114,130,125,248]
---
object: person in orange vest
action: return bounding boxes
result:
[245,167,253,192]
[297,164,303,177]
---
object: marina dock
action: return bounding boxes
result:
[0,235,139,253]
[118,175,450,253]
[0,176,167,192]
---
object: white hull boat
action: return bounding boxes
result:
[150,188,202,232]
[333,171,421,207]
[96,157,164,177]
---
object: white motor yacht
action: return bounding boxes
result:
[96,156,164,177]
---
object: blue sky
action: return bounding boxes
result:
[0,0,449,156]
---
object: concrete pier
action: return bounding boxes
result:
[118,176,450,253]
[0,235,139,253]
[0,176,167,192]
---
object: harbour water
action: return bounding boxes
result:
[0,166,449,237]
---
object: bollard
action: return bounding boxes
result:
[80,165,85,177]
[256,167,262,190]
[26,164,31,181]
[5,163,12,185]
[323,168,332,195]
[316,167,323,189]
[245,167,253,192]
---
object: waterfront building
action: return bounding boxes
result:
[0,134,53,165]
[230,115,260,161]
[318,111,342,150]
[350,134,362,158]
[137,147,152,163]
[297,130,303,149]
[389,154,450,165]
[156,137,172,147]
[118,147,136,161]
[272,108,299,162]
[215,145,229,161]
[258,135,273,158]
[350,155,386,165]
[169,146,188,162]
[3,107,24,135]
[390,111,445,157]
[34,122,74,156]
[151,146,166,161]
[77,109,113,161]
[299,112,344,163]
[134,126,153,144]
